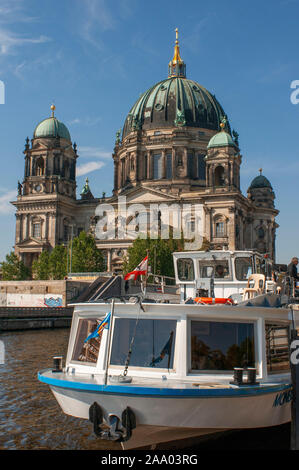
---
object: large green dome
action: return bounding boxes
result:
[122,77,230,139]
[34,110,71,141]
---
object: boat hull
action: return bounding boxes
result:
[47,382,291,449]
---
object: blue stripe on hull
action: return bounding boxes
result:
[38,370,291,399]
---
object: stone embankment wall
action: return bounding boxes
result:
[0,280,91,307]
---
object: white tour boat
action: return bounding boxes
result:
[38,250,295,450]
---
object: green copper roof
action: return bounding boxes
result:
[207,130,235,149]
[249,174,272,190]
[34,117,71,141]
[122,77,230,138]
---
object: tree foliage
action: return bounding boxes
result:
[71,231,104,273]
[0,252,31,280]
[31,231,104,280]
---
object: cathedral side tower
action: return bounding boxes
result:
[12,105,79,267]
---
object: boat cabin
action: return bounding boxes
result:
[65,300,293,385]
[172,250,275,302]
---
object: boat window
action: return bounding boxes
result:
[265,323,290,373]
[191,320,255,371]
[235,257,253,281]
[71,317,104,364]
[177,258,194,281]
[110,318,177,369]
[198,260,231,280]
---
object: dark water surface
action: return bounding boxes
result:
[0,328,120,450]
[0,328,291,451]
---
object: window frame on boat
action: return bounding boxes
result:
[108,315,179,373]
[265,321,291,375]
[187,316,259,375]
[66,308,180,376]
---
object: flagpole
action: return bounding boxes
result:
[144,249,149,297]
[104,298,115,385]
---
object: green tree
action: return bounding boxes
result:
[49,245,67,280]
[0,251,30,280]
[31,245,67,280]
[32,250,50,280]
[70,231,104,273]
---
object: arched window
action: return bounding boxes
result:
[36,157,45,176]
[214,166,225,186]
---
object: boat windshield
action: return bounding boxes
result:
[110,318,177,369]
[177,258,195,281]
[198,260,231,280]
[71,317,105,364]
[235,257,253,281]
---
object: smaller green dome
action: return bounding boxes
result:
[207,130,235,149]
[249,174,272,190]
[34,109,71,141]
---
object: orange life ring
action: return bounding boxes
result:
[194,297,233,305]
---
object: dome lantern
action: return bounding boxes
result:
[168,28,186,78]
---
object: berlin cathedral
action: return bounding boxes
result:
[12,31,278,273]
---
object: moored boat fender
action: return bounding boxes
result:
[194,297,233,305]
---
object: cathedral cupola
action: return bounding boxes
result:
[205,118,241,190]
[33,104,71,141]
[21,104,77,199]
[247,169,275,209]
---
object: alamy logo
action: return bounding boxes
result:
[94,196,204,250]
[0,340,4,365]
[0,80,4,104]
[290,80,299,105]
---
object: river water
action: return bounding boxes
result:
[0,328,120,450]
[0,328,291,451]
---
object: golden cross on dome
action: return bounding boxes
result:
[51,103,56,117]
[259,168,263,175]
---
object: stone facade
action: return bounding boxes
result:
[12,36,279,272]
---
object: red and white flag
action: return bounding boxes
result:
[124,256,148,281]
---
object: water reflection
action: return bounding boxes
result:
[0,329,119,450]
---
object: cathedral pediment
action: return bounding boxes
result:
[16,237,49,248]
[112,186,178,205]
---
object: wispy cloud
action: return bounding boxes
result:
[67,116,102,127]
[0,28,50,55]
[79,0,116,50]
[79,146,111,159]
[76,161,105,177]
[0,1,50,56]
[0,189,16,214]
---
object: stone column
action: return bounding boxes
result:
[15,214,21,243]
[147,151,151,180]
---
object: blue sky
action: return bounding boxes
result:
[0,0,298,264]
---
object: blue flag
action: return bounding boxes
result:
[150,331,174,367]
[84,312,111,343]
